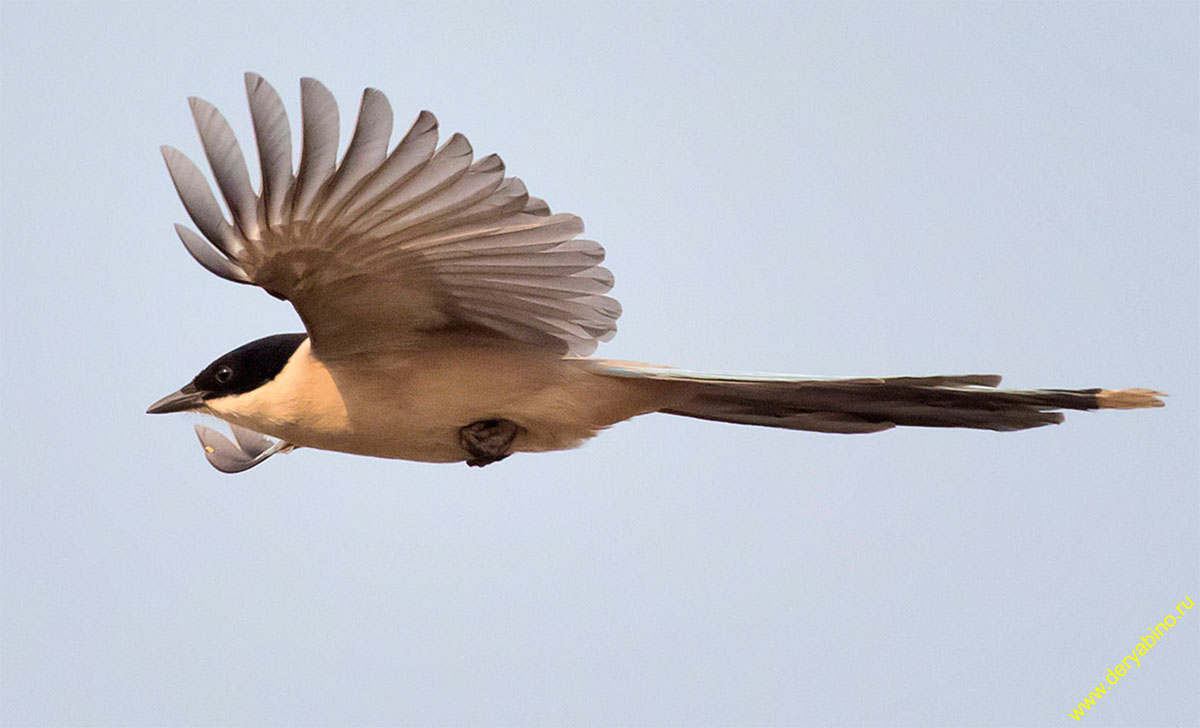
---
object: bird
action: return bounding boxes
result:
[147,74,1165,473]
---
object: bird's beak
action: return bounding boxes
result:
[146,383,205,414]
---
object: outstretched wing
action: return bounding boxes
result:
[162,74,620,358]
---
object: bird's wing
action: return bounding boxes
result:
[194,423,293,473]
[163,74,620,358]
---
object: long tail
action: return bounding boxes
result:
[593,363,1164,434]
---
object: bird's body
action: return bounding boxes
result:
[148,75,1163,472]
[203,335,666,463]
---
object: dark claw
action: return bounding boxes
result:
[459,418,523,467]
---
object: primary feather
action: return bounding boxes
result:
[166,74,620,358]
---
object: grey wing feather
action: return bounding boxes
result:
[244,73,293,229]
[314,87,393,220]
[329,110,440,228]
[163,75,620,357]
[291,77,340,223]
[346,133,475,239]
[227,422,274,457]
[161,146,246,257]
[370,153,506,236]
[194,423,291,473]
[189,97,259,240]
[524,197,551,215]
[175,224,251,284]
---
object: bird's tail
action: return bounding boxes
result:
[592,362,1164,434]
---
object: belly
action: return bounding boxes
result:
[281,417,472,463]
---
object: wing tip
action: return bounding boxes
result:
[474,153,504,174]
[300,76,333,97]
[443,132,473,158]
[173,223,252,283]
[159,145,201,181]
[186,96,222,122]
[561,212,585,234]
[244,71,276,98]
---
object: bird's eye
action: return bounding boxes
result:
[215,365,234,383]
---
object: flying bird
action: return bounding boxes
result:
[147,74,1164,473]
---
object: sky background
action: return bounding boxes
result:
[2,2,1197,726]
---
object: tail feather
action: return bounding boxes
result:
[1097,388,1166,410]
[592,362,1164,434]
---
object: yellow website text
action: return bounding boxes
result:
[1068,596,1193,720]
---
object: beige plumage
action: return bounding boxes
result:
[148,74,1163,472]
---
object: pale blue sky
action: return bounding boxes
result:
[2,2,1197,726]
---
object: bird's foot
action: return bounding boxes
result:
[459,418,523,467]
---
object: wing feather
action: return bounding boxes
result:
[330,110,439,228]
[188,97,259,240]
[243,73,293,229]
[314,87,393,220]
[161,146,246,257]
[447,271,615,296]
[291,77,339,223]
[408,177,530,236]
[174,224,252,284]
[163,76,621,356]
[383,213,587,258]
[367,153,506,238]
[523,197,552,215]
[349,133,475,238]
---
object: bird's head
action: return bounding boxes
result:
[147,333,308,415]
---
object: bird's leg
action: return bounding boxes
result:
[458,418,523,467]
